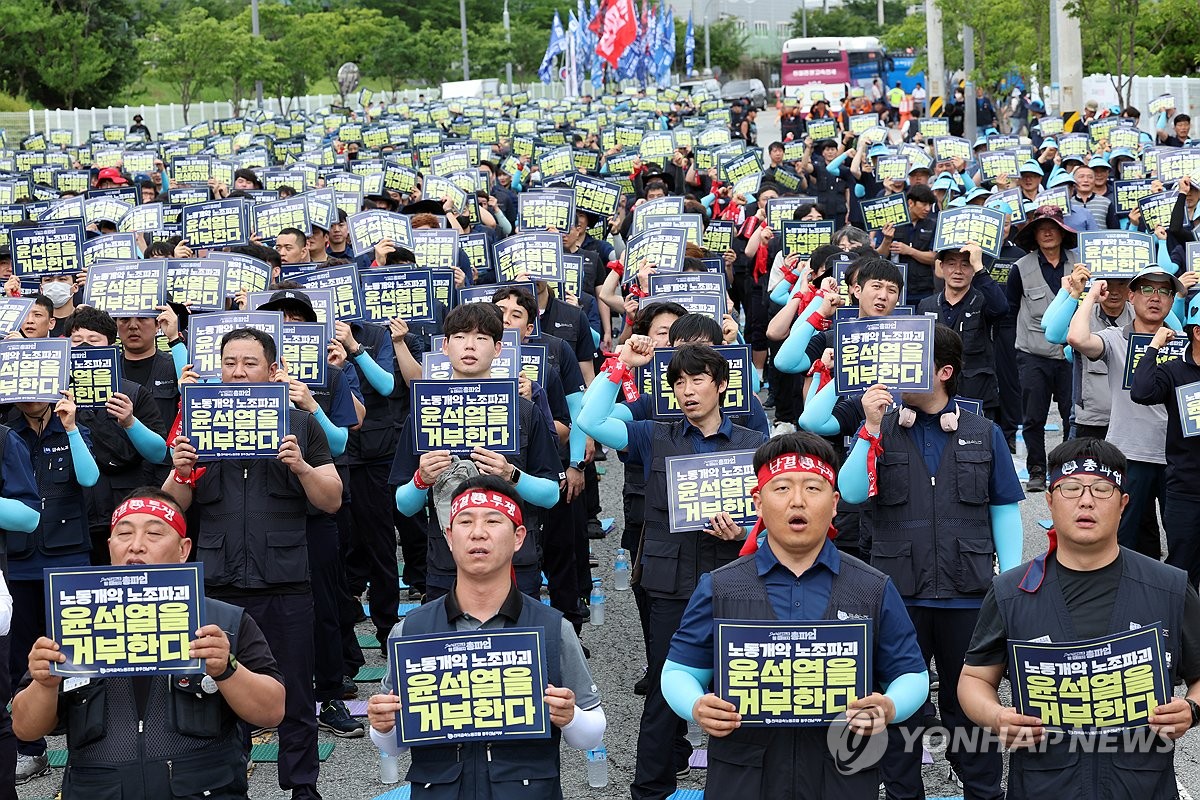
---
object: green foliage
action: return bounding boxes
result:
[0,0,146,108]
[142,7,231,122]
[791,0,909,39]
[672,19,748,77]
[1070,0,1191,105]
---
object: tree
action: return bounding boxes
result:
[401,20,463,86]
[673,19,748,77]
[221,17,285,114]
[1069,0,1183,107]
[142,7,231,123]
[791,0,908,38]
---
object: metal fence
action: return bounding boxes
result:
[0,82,569,145]
[1082,74,1200,124]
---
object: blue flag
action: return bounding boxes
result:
[538,11,567,84]
[685,12,694,77]
[656,7,675,84]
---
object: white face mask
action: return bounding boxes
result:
[42,281,73,308]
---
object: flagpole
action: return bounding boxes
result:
[503,0,513,92]
[459,0,470,80]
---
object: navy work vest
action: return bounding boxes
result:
[868,408,996,600]
[704,553,888,799]
[402,593,565,800]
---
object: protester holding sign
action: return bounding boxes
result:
[4,369,99,783]
[661,432,927,797]
[578,340,766,800]
[367,474,604,798]
[839,323,1024,799]
[12,488,285,799]
[164,327,341,800]
[63,307,170,565]
[1007,205,1080,491]
[392,303,563,600]
[1130,295,1200,586]
[1067,267,1181,558]
[917,243,1009,417]
[959,438,1200,798]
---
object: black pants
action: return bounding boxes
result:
[345,463,401,644]
[881,605,1003,800]
[1118,460,1165,560]
[544,490,585,630]
[1015,351,1072,477]
[222,591,320,798]
[1072,423,1108,440]
[630,596,692,800]
[1164,491,1200,587]
[392,503,427,596]
[8,580,45,759]
[334,500,366,677]
[0,632,14,800]
[308,513,358,702]
[993,324,1021,442]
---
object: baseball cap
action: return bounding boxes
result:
[96,167,128,185]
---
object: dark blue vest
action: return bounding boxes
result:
[191,410,314,590]
[8,419,89,562]
[401,593,565,800]
[61,599,247,799]
[704,553,888,799]
[868,408,996,600]
[639,418,766,601]
[994,549,1186,799]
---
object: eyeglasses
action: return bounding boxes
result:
[1051,480,1118,499]
[1136,285,1174,297]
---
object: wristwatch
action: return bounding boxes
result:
[214,654,239,682]
[346,344,364,359]
[1187,698,1200,729]
[509,466,522,484]
[568,461,585,472]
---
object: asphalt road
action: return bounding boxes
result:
[17,107,1199,800]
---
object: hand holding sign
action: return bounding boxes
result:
[704,511,746,541]
[693,694,741,737]
[105,392,135,429]
[1149,698,1195,740]
[845,693,896,736]
[417,451,453,488]
[54,390,77,432]
[277,434,308,476]
[471,446,514,481]
[860,384,894,436]
[27,637,66,689]
[367,692,403,734]
[171,435,200,479]
[544,684,576,728]
[993,706,1045,748]
[190,624,233,679]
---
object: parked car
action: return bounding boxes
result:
[721,78,767,110]
[679,78,722,97]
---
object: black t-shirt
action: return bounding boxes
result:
[966,552,1200,683]
[121,356,155,390]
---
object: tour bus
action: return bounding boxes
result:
[781,36,890,109]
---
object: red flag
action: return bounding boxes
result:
[596,0,637,68]
[588,0,606,35]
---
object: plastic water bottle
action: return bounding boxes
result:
[686,720,703,747]
[379,750,399,784]
[589,586,606,625]
[586,745,609,788]
[614,548,631,591]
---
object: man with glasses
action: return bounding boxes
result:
[959,438,1200,797]
[1067,266,1182,558]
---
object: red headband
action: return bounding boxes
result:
[740,453,839,556]
[449,490,524,528]
[111,498,187,538]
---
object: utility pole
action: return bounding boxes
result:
[1054,0,1083,122]
[251,0,263,109]
[503,0,513,91]
[963,25,976,136]
[460,0,470,80]
[924,0,944,115]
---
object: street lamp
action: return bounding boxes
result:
[251,0,263,109]
[460,0,470,80]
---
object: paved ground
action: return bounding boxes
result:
[17,107,1200,800]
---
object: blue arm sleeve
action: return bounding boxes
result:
[67,429,99,487]
[1041,289,1076,345]
[700,193,716,211]
[989,503,1024,572]
[774,294,826,373]
[566,392,587,464]
[125,418,169,464]
[853,182,866,198]
[662,659,712,723]
[839,434,872,505]
[0,498,38,533]
[1157,239,1175,271]
[611,403,634,423]
[883,670,930,723]
[1171,296,1185,327]
[513,470,560,509]
[797,379,843,436]
[1064,344,1074,364]
[395,480,429,516]
[171,341,188,381]
[352,351,395,397]
[577,375,629,451]
[312,406,348,458]
[770,279,795,306]
[961,171,977,192]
